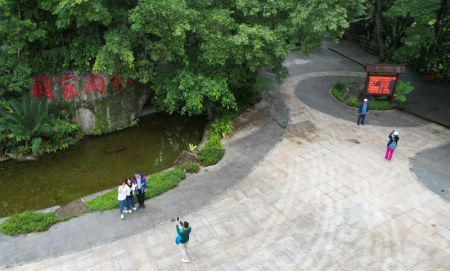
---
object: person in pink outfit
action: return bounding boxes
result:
[385,130,399,160]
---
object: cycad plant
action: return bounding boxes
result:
[0,96,51,155]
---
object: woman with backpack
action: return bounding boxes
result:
[385,130,399,160]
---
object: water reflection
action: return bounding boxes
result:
[0,113,205,217]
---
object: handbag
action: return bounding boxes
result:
[175,234,182,245]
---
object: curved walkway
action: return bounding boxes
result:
[0,81,288,268]
[294,74,427,127]
[413,143,450,202]
[4,51,450,271]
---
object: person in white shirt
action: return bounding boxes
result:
[118,180,127,220]
[125,178,137,213]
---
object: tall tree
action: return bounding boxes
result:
[1,0,363,115]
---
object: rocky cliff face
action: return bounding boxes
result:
[31,72,152,134]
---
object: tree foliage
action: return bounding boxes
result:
[1,0,360,114]
[0,96,80,156]
[348,0,449,75]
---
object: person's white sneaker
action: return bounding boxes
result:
[128,210,132,214]
[132,207,137,211]
[181,259,190,263]
[121,214,125,220]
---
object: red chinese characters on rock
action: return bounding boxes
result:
[367,75,397,95]
[33,76,53,100]
[112,76,134,90]
[85,74,105,95]
[58,73,79,101]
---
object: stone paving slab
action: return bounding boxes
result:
[4,50,450,271]
[0,81,288,268]
[413,143,450,201]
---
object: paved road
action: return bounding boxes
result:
[3,49,450,271]
[0,79,288,268]
[328,40,450,128]
[413,143,450,202]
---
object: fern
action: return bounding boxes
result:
[0,96,50,142]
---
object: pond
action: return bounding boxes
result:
[0,113,206,217]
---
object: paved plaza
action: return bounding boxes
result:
[2,48,450,270]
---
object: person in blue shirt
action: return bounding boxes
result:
[357,98,369,125]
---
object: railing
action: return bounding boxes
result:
[344,33,378,54]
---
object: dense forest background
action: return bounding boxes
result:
[0,0,448,157]
[348,0,449,77]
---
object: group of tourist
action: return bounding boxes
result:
[116,172,193,263]
[117,172,147,220]
[357,99,400,160]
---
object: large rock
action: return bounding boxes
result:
[30,72,153,135]
[174,150,198,166]
[75,108,96,134]
[55,199,87,218]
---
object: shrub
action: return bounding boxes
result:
[0,96,51,154]
[0,211,58,236]
[145,167,185,199]
[210,117,234,138]
[369,100,395,110]
[331,86,345,102]
[198,135,225,166]
[395,80,414,103]
[0,96,80,156]
[184,161,200,173]
[331,82,397,110]
[188,143,198,153]
[334,81,347,92]
[86,168,186,212]
[346,96,359,107]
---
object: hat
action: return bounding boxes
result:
[363,98,368,102]
[393,131,399,136]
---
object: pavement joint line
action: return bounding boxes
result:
[3,48,450,271]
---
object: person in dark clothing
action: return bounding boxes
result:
[132,172,147,209]
[176,217,192,263]
[357,98,369,125]
[385,130,399,160]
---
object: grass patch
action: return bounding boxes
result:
[86,167,186,212]
[0,211,59,236]
[198,135,225,166]
[85,189,118,212]
[331,82,396,110]
[145,167,185,199]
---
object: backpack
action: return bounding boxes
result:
[389,140,397,150]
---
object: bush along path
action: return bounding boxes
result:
[330,79,414,110]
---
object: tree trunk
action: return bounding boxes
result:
[432,0,448,55]
[374,0,385,62]
[206,104,212,120]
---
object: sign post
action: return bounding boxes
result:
[365,64,406,102]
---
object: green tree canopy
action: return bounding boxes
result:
[348,0,449,75]
[0,0,361,114]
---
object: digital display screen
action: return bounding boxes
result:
[367,75,397,95]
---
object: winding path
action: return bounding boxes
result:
[3,48,450,271]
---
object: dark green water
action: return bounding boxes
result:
[0,113,205,217]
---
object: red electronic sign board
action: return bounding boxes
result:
[366,74,398,95]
